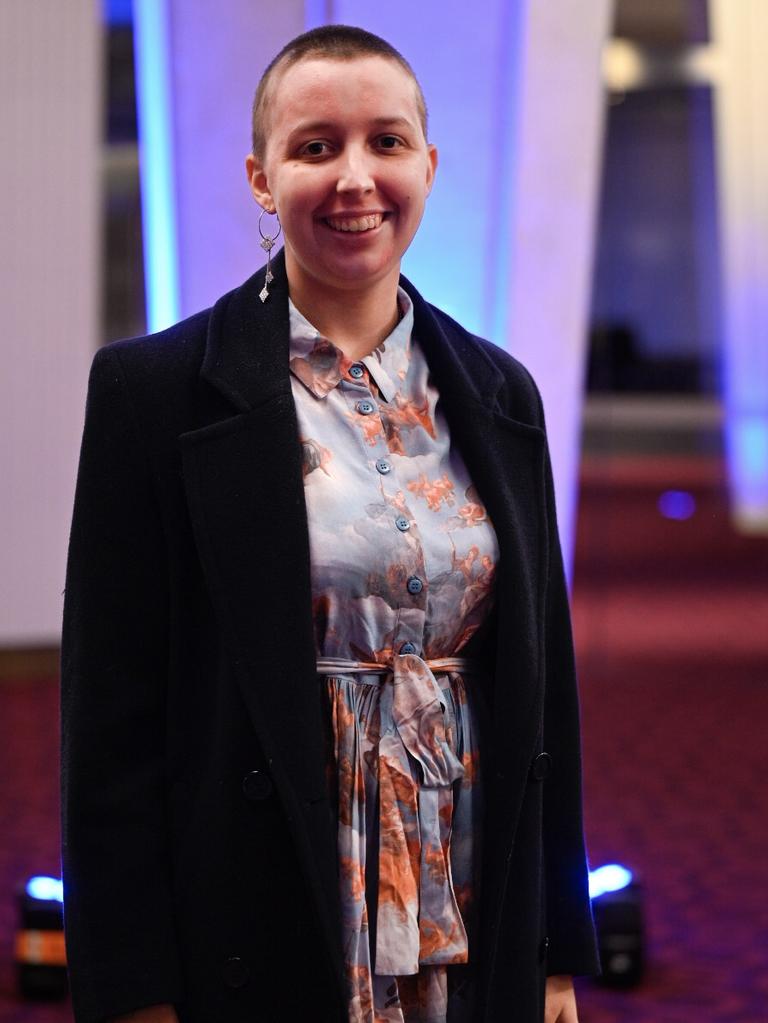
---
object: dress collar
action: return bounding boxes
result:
[288,288,414,402]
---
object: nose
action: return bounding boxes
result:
[336,145,375,195]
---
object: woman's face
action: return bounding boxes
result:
[246,55,437,298]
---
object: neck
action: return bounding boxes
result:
[285,259,402,362]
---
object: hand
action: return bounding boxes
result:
[545,975,578,1023]
[109,1006,179,1023]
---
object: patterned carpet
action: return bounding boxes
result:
[0,455,766,1021]
[573,457,768,1023]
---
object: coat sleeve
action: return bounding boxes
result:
[61,346,184,1021]
[540,430,601,977]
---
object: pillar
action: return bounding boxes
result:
[0,0,101,644]
[711,0,768,532]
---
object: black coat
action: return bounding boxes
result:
[61,251,598,1023]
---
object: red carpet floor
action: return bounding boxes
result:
[0,455,766,1021]
[573,457,768,1023]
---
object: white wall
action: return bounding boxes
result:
[0,0,101,645]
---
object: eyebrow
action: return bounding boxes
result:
[286,115,416,141]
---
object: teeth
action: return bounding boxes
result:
[325,214,383,233]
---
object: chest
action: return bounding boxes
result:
[291,356,500,661]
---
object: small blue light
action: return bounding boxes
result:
[658,490,696,520]
[589,864,633,899]
[26,876,64,903]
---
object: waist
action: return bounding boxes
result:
[315,654,482,677]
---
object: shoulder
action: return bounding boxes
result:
[84,305,220,445]
[93,306,213,386]
[424,300,545,429]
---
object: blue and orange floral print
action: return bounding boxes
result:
[289,290,498,1023]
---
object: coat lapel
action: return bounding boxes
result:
[403,282,550,802]
[179,251,329,802]
[181,250,549,843]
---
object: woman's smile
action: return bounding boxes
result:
[322,212,386,233]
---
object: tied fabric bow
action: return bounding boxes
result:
[317,653,474,976]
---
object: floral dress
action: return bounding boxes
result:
[288,290,499,1023]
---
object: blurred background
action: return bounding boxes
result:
[1,0,766,1020]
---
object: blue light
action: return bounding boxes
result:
[658,490,696,520]
[104,0,133,25]
[732,416,768,495]
[133,0,180,332]
[589,863,633,899]
[26,876,64,903]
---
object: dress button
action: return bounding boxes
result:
[400,642,417,654]
[222,956,250,988]
[242,769,273,801]
[375,458,392,475]
[349,363,365,379]
[407,576,423,595]
[530,752,552,781]
[395,516,411,532]
[356,400,375,415]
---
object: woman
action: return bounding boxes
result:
[61,24,598,1023]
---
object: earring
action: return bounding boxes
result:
[258,207,282,303]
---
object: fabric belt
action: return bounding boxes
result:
[316,653,479,975]
[316,654,480,677]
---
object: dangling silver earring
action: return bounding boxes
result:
[258,207,282,303]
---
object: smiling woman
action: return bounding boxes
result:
[61,24,598,1023]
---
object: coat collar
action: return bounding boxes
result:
[199,248,506,415]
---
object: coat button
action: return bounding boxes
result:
[539,936,550,963]
[222,956,250,988]
[530,752,552,781]
[242,769,273,801]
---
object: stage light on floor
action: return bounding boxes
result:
[589,863,633,897]
[590,863,646,987]
[25,875,64,902]
[15,875,68,999]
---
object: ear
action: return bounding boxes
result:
[245,152,276,212]
[425,143,438,196]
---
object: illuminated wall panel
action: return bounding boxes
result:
[711,0,768,532]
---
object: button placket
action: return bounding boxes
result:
[342,363,429,649]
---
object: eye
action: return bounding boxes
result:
[300,140,331,157]
[376,135,405,150]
